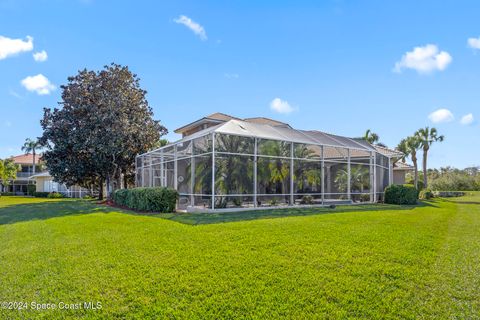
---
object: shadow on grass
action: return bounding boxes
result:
[0,198,439,226]
[0,200,114,225]
[441,200,480,205]
[154,201,438,225]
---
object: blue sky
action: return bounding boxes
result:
[1,0,479,168]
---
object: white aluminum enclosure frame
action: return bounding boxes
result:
[135,119,398,211]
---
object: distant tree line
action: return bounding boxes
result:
[423,167,480,191]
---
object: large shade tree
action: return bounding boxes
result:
[415,127,444,189]
[40,63,167,199]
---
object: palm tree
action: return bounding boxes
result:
[335,165,370,193]
[415,127,444,189]
[363,129,380,144]
[359,129,388,148]
[397,136,421,189]
[21,138,43,175]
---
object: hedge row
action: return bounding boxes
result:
[384,184,419,205]
[113,187,178,213]
[33,192,51,198]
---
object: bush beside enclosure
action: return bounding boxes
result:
[419,189,434,200]
[384,184,419,205]
[113,187,179,213]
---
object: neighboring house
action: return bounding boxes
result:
[370,145,415,185]
[0,153,90,198]
[29,172,90,198]
[1,154,39,194]
[136,113,410,211]
[392,161,415,185]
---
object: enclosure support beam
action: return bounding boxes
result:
[254,138,258,208]
[370,152,375,202]
[160,151,164,187]
[173,145,178,190]
[211,132,216,210]
[347,149,351,201]
[321,146,325,204]
[141,155,146,188]
[388,157,392,186]
[373,152,377,203]
[191,156,195,207]
[149,155,154,188]
[290,142,294,206]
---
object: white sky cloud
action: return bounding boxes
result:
[428,108,454,123]
[394,44,452,74]
[21,74,56,95]
[224,73,239,79]
[270,98,295,114]
[467,37,480,50]
[33,50,48,62]
[0,35,33,60]
[460,113,474,125]
[174,15,207,40]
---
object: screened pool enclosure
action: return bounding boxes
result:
[136,120,394,211]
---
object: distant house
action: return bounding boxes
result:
[1,153,89,198]
[392,161,415,185]
[29,172,90,198]
[0,154,38,194]
[371,145,415,185]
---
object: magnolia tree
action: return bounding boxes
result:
[40,63,167,199]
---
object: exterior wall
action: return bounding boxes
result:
[35,176,49,192]
[32,176,90,198]
[182,123,219,137]
[393,171,407,185]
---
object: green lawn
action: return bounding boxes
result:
[0,194,479,319]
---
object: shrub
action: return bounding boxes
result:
[300,195,314,205]
[27,185,36,196]
[1,192,14,196]
[33,192,50,198]
[113,187,178,213]
[384,184,419,205]
[419,189,434,200]
[47,192,65,199]
[82,194,95,200]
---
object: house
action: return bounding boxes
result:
[1,153,39,195]
[1,153,90,198]
[29,172,90,198]
[392,161,415,184]
[370,145,414,185]
[136,113,411,211]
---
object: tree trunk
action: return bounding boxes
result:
[106,175,112,199]
[32,150,36,175]
[423,149,428,189]
[412,154,418,190]
[98,179,104,200]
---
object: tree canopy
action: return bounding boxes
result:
[0,159,21,189]
[40,63,167,198]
